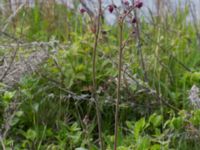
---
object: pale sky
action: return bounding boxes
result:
[1,0,200,25]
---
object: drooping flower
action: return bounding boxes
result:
[80,8,86,14]
[108,5,114,13]
[108,4,117,13]
[132,17,137,24]
[123,0,130,6]
[134,0,143,9]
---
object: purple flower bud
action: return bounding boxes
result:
[132,17,137,24]
[134,0,143,9]
[80,8,86,14]
[123,0,130,6]
[108,5,115,13]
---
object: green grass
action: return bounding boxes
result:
[1,2,200,150]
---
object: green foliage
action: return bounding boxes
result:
[1,1,200,150]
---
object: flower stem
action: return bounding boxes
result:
[114,22,123,150]
[92,1,103,149]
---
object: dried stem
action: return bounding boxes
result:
[92,0,103,149]
[114,21,123,150]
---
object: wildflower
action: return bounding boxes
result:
[123,0,130,6]
[108,4,117,13]
[134,0,143,9]
[80,8,86,14]
[132,17,137,24]
[108,5,114,13]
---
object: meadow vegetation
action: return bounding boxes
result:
[1,0,200,149]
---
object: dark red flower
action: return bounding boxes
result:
[80,8,86,14]
[108,5,114,13]
[132,17,137,24]
[123,0,130,6]
[134,0,143,9]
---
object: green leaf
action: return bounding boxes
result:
[137,136,151,150]
[70,122,80,132]
[126,121,134,130]
[3,91,16,102]
[190,109,200,125]
[10,117,20,126]
[150,144,161,150]
[149,113,163,127]
[171,117,183,129]
[25,129,37,141]
[33,103,39,112]
[134,118,146,139]
[15,111,24,117]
